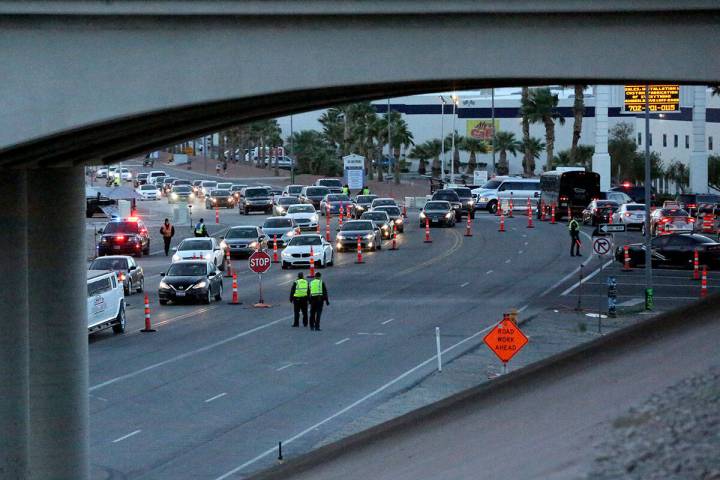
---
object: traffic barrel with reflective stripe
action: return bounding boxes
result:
[499,214,506,232]
[224,248,233,277]
[325,223,331,242]
[701,265,708,298]
[272,235,279,263]
[693,248,700,280]
[215,207,219,224]
[229,273,241,305]
[622,245,632,271]
[551,204,556,224]
[391,223,398,250]
[464,214,472,236]
[309,246,316,278]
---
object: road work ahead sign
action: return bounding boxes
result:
[483,318,528,363]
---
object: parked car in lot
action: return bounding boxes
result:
[205,189,235,209]
[158,260,223,305]
[420,201,456,227]
[299,186,330,209]
[360,211,393,239]
[168,185,194,204]
[273,195,299,216]
[97,218,150,257]
[285,204,319,231]
[89,255,144,295]
[581,200,619,226]
[372,205,404,233]
[239,186,273,214]
[220,226,267,258]
[320,194,354,216]
[87,270,126,334]
[335,220,382,251]
[171,237,225,269]
[645,207,694,236]
[611,203,646,229]
[261,216,297,247]
[136,184,161,200]
[353,194,378,218]
[281,234,334,269]
[615,234,720,269]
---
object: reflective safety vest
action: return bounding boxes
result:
[310,279,323,296]
[195,223,206,235]
[568,219,579,232]
[362,187,370,195]
[342,187,350,195]
[294,279,308,297]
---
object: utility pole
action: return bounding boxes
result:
[440,96,446,182]
[450,94,458,185]
[491,88,496,174]
[643,84,653,310]
[387,98,391,181]
[290,115,295,184]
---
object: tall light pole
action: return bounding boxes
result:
[290,115,295,184]
[450,94,459,185]
[440,96,446,181]
[643,84,653,310]
[387,98,392,180]
[491,88,496,174]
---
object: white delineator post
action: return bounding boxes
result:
[592,85,611,192]
[690,85,708,194]
[435,327,442,372]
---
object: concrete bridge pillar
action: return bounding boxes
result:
[592,85,611,191]
[689,86,708,193]
[27,168,88,480]
[0,172,29,479]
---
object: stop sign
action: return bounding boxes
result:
[248,251,272,274]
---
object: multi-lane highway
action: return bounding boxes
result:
[86,166,695,479]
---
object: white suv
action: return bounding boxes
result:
[87,270,126,335]
[472,177,540,213]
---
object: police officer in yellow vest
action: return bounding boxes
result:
[361,186,370,195]
[568,215,582,257]
[290,272,309,327]
[342,184,350,196]
[309,272,330,331]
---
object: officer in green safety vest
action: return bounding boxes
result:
[290,272,309,327]
[342,184,350,196]
[361,186,370,195]
[568,215,581,257]
[194,218,209,237]
[309,272,330,331]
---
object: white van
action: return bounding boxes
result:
[146,170,167,186]
[87,270,126,335]
[472,177,540,213]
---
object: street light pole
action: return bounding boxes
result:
[387,98,391,180]
[643,84,653,309]
[440,96,445,182]
[290,115,295,184]
[491,88,496,174]
[450,94,458,185]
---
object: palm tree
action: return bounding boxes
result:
[666,161,689,194]
[377,110,414,183]
[248,120,282,171]
[522,87,565,172]
[521,86,531,175]
[408,142,433,175]
[493,131,521,175]
[288,130,336,175]
[350,105,381,181]
[461,137,489,175]
[570,85,587,163]
[553,145,594,170]
[519,137,546,175]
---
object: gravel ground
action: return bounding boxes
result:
[587,366,720,480]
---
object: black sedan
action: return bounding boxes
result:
[373,205,404,233]
[582,200,619,226]
[360,211,393,239]
[353,194,378,218]
[335,220,382,251]
[419,201,456,227]
[205,189,235,209]
[89,255,144,295]
[615,233,720,269]
[158,260,223,305]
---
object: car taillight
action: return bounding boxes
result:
[688,218,695,223]
[624,213,631,217]
[560,195,568,201]
[661,218,671,223]
[118,273,125,281]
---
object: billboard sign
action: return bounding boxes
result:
[466,119,499,141]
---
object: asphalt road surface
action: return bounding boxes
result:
[86,165,666,479]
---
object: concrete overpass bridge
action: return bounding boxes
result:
[1,1,718,478]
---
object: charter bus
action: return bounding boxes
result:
[539,170,601,219]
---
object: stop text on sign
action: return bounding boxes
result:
[623,84,680,113]
[248,251,271,273]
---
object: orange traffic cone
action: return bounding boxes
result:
[508,198,514,218]
[346,205,352,218]
[224,248,233,277]
[141,293,156,332]
[693,249,700,280]
[499,214,506,232]
[338,208,344,228]
[316,221,321,234]
[424,217,432,243]
[272,235,279,263]
[700,265,708,298]
[540,201,546,222]
[325,223,331,242]
[309,246,316,278]
[464,214,472,237]
[228,272,241,305]
[215,207,219,224]
[622,245,632,272]
[551,204,556,224]
[355,236,364,264]
[390,223,398,250]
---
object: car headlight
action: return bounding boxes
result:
[192,280,208,289]
[468,200,475,206]
[276,206,285,213]
[364,233,374,239]
[336,233,345,240]
[249,241,258,249]
[172,254,180,262]
[281,251,291,258]
[228,197,234,202]
[395,218,403,224]
[382,225,389,230]
[480,196,489,202]
[171,193,178,199]
[357,206,365,211]
[420,212,426,218]
[159,281,170,289]
[446,212,454,219]
[212,198,217,203]
[311,214,319,223]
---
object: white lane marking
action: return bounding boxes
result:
[276,363,294,371]
[560,259,614,296]
[205,392,227,403]
[335,338,350,345]
[460,282,469,288]
[153,306,219,328]
[356,332,385,336]
[278,278,294,286]
[214,321,500,480]
[518,304,529,313]
[381,318,395,325]
[505,259,511,264]
[112,430,141,443]
[90,316,290,392]
[518,250,523,255]
[486,270,493,274]
[539,231,595,297]
[583,281,718,288]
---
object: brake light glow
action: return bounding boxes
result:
[688,218,696,223]
[660,218,671,224]
[560,195,568,201]
[118,273,125,281]
[115,235,125,241]
[622,181,632,188]
[126,216,139,222]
